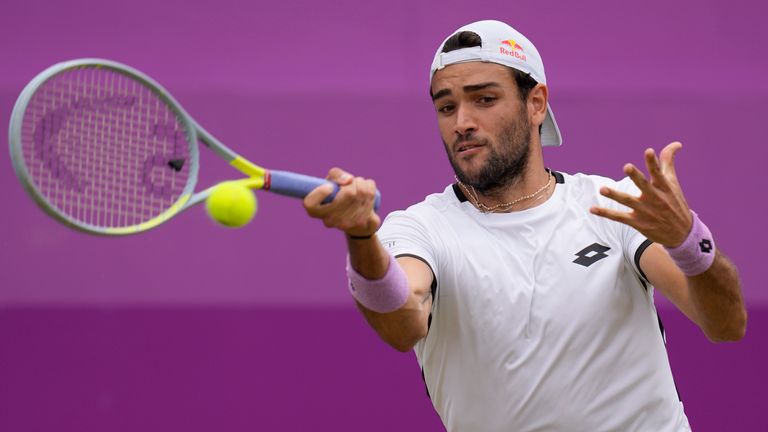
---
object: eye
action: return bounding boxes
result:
[437,104,455,114]
[477,96,496,105]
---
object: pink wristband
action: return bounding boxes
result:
[346,253,410,313]
[664,210,715,276]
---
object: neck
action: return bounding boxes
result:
[459,151,555,212]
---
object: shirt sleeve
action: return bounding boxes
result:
[377,209,438,278]
[601,176,653,283]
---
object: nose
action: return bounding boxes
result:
[454,104,477,137]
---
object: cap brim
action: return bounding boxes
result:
[541,103,562,147]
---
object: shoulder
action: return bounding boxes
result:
[377,186,460,267]
[559,171,624,189]
[382,185,461,226]
[557,171,637,204]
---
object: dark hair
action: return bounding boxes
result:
[441,31,539,103]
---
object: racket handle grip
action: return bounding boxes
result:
[268,170,381,210]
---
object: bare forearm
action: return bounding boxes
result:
[347,235,390,279]
[348,250,434,352]
[592,144,748,343]
[358,292,432,352]
[688,251,747,342]
[302,167,429,349]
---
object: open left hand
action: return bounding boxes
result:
[590,142,693,247]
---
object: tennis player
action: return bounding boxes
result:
[304,20,747,431]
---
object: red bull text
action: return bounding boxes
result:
[500,40,527,61]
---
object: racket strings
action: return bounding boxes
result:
[20,66,193,230]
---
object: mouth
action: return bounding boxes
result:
[455,142,484,154]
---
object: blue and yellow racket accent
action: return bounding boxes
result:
[102,194,193,235]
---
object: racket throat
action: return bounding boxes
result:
[262,171,273,190]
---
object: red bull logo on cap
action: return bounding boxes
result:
[501,39,524,51]
[499,39,527,61]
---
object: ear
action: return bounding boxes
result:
[527,84,548,128]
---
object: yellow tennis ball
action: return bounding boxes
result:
[205,182,257,228]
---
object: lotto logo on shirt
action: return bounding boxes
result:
[500,39,527,61]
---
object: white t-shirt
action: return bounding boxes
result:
[377,171,691,432]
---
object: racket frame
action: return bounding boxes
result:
[9,58,265,235]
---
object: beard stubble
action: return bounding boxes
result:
[445,110,533,195]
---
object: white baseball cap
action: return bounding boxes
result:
[430,20,562,147]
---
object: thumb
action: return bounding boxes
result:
[303,182,336,211]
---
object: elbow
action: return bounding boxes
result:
[387,328,427,352]
[358,301,431,353]
[391,341,417,353]
[707,330,745,343]
[705,310,748,343]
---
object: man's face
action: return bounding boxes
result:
[430,62,532,192]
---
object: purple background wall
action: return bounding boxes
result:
[1,0,765,430]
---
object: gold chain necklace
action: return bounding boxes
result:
[457,171,553,213]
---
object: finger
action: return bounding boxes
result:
[326,167,354,185]
[659,141,682,177]
[351,177,374,217]
[303,182,336,213]
[359,179,378,219]
[644,148,667,188]
[600,186,640,209]
[623,163,651,192]
[352,179,381,234]
[358,178,377,204]
[365,179,378,204]
[330,178,368,226]
[589,206,635,226]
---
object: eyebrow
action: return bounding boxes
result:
[431,82,501,102]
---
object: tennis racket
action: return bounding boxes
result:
[8,59,380,235]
